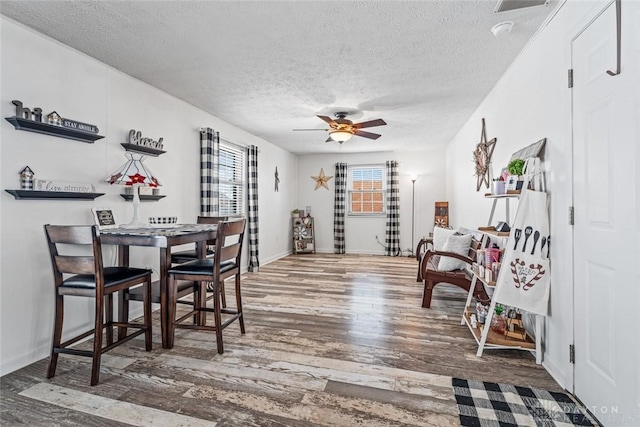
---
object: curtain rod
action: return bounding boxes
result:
[199,128,260,152]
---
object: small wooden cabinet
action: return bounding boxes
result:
[292,216,315,254]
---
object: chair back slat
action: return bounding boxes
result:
[45,225,96,245]
[44,224,103,287]
[55,255,96,275]
[218,242,241,264]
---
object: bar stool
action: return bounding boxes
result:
[166,219,246,353]
[44,224,152,386]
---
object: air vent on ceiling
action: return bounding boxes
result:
[494,0,548,13]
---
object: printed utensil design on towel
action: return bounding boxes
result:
[522,226,533,253]
[531,230,540,255]
[513,229,522,250]
[546,236,551,257]
[540,236,547,258]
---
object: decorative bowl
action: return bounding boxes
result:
[148,216,177,225]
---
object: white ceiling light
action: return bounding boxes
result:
[330,130,353,143]
[491,21,514,37]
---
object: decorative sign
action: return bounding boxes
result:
[12,100,43,122]
[11,100,99,132]
[61,118,99,134]
[92,208,117,229]
[35,180,95,193]
[128,129,164,150]
[434,201,449,228]
[509,138,547,161]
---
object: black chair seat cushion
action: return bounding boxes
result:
[170,248,215,264]
[62,267,151,289]
[168,259,235,276]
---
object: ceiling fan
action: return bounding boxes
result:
[293,112,387,143]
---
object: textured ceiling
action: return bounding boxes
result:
[0,1,556,154]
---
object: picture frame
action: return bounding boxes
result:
[91,207,117,229]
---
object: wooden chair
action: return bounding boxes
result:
[121,215,229,328]
[417,233,490,308]
[166,219,246,352]
[170,216,228,264]
[171,215,228,307]
[44,224,152,386]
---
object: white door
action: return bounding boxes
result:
[572,2,640,425]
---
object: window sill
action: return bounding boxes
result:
[347,213,386,218]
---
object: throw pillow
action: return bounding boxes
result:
[433,226,457,251]
[438,233,473,272]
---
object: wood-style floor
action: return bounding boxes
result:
[1,254,561,426]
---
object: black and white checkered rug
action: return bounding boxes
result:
[452,378,597,426]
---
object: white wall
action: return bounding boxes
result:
[444,0,637,391]
[297,147,447,254]
[0,17,296,375]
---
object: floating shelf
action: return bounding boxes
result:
[5,117,104,143]
[120,194,166,202]
[484,191,520,198]
[120,143,166,157]
[5,189,104,200]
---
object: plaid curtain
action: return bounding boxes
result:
[200,128,219,216]
[333,162,347,254]
[247,145,260,272]
[385,160,401,256]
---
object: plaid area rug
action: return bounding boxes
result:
[452,378,596,427]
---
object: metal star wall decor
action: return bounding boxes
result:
[311,168,333,191]
[274,166,280,192]
[473,118,497,191]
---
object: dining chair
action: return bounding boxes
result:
[44,224,152,386]
[171,215,228,307]
[166,218,246,352]
[120,216,229,334]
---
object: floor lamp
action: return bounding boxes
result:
[408,177,417,257]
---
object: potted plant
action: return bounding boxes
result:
[490,304,507,334]
[291,209,300,218]
[506,158,525,191]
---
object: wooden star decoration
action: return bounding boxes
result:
[311,168,333,191]
[473,118,497,191]
[274,166,280,192]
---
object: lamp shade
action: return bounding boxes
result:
[106,153,161,188]
[330,130,353,143]
[106,153,161,228]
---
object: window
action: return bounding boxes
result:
[219,142,245,216]
[348,166,385,215]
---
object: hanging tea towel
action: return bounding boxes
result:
[493,157,550,316]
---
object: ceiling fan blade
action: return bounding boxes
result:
[317,115,337,126]
[325,137,333,143]
[354,130,381,140]
[354,118,387,129]
[292,128,328,131]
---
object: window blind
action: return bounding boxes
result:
[219,143,245,216]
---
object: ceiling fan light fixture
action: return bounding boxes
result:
[330,130,353,143]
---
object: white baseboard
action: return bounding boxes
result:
[258,250,292,266]
[314,248,386,255]
[543,354,568,391]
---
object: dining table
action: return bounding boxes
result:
[100,223,218,348]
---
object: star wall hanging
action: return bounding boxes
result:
[311,168,333,191]
[473,118,497,191]
[274,166,280,192]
